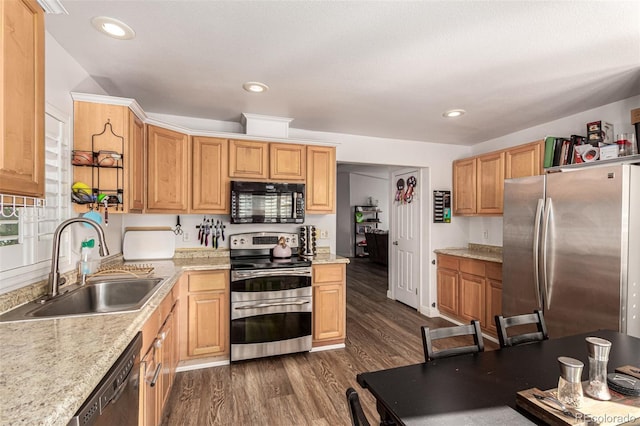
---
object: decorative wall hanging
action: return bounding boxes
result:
[395,176,417,204]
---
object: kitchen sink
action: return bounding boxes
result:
[0,278,164,322]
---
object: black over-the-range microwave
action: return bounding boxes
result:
[230,181,305,224]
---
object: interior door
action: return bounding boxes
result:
[390,169,420,308]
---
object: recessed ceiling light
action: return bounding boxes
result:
[443,109,466,118]
[91,16,135,40]
[243,82,269,93]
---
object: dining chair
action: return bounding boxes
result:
[346,387,371,426]
[421,320,484,362]
[494,309,549,348]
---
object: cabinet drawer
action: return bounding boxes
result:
[188,272,228,292]
[313,264,345,284]
[485,262,502,281]
[437,255,459,270]
[459,258,485,276]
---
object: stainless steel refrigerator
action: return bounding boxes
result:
[502,164,640,338]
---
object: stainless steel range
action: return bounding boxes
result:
[229,232,313,362]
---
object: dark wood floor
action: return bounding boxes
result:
[162,258,496,425]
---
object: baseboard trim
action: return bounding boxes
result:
[176,359,230,372]
[310,343,345,352]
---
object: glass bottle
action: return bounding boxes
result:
[585,337,612,401]
[557,356,584,408]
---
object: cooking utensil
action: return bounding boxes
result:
[221,222,225,241]
[532,393,576,419]
[197,216,205,241]
[174,215,183,235]
[204,219,210,246]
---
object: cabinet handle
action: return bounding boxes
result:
[150,362,162,387]
[392,241,398,245]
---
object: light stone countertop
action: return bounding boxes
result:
[0,252,348,426]
[434,243,503,263]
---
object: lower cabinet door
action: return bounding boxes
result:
[140,346,159,426]
[485,278,502,334]
[188,291,227,357]
[437,268,459,316]
[313,283,345,342]
[459,273,485,324]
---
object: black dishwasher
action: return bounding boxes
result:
[68,332,142,426]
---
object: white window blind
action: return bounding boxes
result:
[0,105,71,294]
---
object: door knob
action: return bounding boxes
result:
[392,241,398,245]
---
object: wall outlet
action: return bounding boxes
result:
[482,230,489,240]
[319,229,329,239]
[182,232,190,242]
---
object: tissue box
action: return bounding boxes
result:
[599,144,619,160]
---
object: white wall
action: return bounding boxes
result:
[465,95,640,247]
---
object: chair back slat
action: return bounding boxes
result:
[421,320,484,362]
[495,309,549,348]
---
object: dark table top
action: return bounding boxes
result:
[356,330,640,425]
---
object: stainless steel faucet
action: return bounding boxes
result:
[48,217,110,299]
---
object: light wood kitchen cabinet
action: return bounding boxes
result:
[436,254,502,336]
[0,0,44,198]
[505,140,543,179]
[453,141,543,216]
[436,255,459,317]
[140,286,178,426]
[229,139,269,179]
[312,263,346,346]
[146,125,189,212]
[459,272,485,323]
[180,270,230,359]
[73,101,145,213]
[306,145,336,214]
[269,143,306,181]
[484,262,503,335]
[476,151,504,214]
[452,158,477,215]
[191,136,229,213]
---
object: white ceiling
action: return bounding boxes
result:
[45,1,640,146]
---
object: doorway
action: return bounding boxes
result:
[336,163,427,312]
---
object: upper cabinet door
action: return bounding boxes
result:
[229,139,268,179]
[0,0,44,198]
[146,125,189,212]
[192,136,229,213]
[452,158,477,215]
[476,151,504,214]
[269,143,306,181]
[306,145,336,214]
[505,140,543,179]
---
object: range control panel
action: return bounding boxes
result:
[229,232,299,250]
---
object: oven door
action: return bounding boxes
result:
[230,290,312,362]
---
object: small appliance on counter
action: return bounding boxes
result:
[299,225,317,257]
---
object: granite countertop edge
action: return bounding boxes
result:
[0,253,348,426]
[434,246,503,263]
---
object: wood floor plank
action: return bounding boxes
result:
[162,258,497,425]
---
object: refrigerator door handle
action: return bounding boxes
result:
[533,198,545,309]
[540,197,553,310]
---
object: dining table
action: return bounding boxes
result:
[356,330,640,425]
